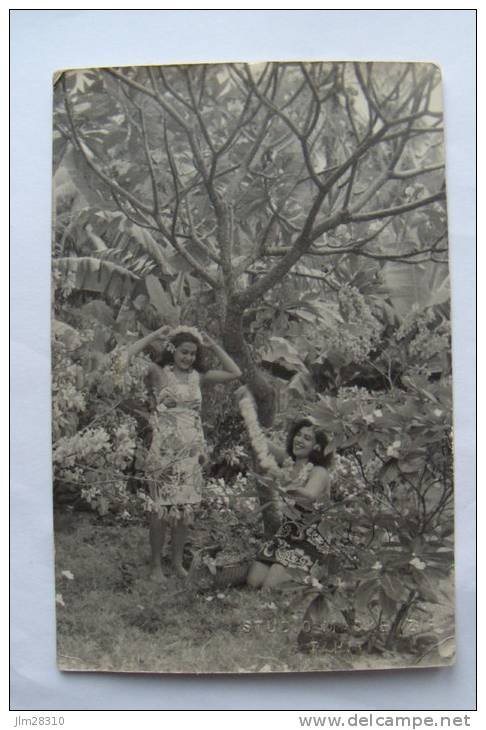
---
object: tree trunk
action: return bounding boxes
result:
[223,301,280,535]
[223,302,276,427]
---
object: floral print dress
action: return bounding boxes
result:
[145,365,206,523]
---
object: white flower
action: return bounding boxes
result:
[239,395,280,472]
[372,561,382,571]
[386,440,402,458]
[169,325,203,344]
[56,593,65,607]
[61,570,74,580]
[410,557,426,571]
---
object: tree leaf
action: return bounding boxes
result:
[144,274,179,324]
[260,337,308,372]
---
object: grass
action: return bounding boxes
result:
[54,511,454,674]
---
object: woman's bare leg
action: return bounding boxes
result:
[172,522,188,577]
[149,515,167,581]
[247,561,271,589]
[261,563,293,590]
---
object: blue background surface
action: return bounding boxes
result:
[10,9,476,711]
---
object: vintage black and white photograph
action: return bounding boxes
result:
[51,61,454,674]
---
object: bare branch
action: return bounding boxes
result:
[354,63,382,128]
[155,210,219,289]
[348,190,446,224]
[184,197,221,265]
[111,192,160,233]
[233,203,345,308]
[390,163,445,180]
[342,161,358,210]
[343,88,362,144]
[163,120,181,242]
[299,63,321,137]
[158,67,193,111]
[263,219,392,257]
[352,246,448,263]
[184,67,215,153]
[243,64,325,189]
[137,105,160,216]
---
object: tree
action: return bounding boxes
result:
[53,61,447,425]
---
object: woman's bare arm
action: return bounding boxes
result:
[200,333,242,384]
[125,325,171,363]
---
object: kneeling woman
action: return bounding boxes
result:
[241,397,334,591]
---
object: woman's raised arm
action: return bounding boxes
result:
[200,333,242,384]
[125,325,171,364]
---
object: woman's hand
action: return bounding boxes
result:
[201,331,216,349]
[199,332,242,383]
[154,324,172,338]
[126,325,172,363]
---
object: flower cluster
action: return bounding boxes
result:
[53,427,111,470]
[238,392,280,473]
[113,423,137,469]
[99,348,151,396]
[315,285,383,366]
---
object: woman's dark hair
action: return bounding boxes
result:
[150,332,207,373]
[286,418,334,469]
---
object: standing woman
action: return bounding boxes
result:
[128,325,241,581]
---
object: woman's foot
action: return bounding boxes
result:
[149,564,168,583]
[173,562,188,579]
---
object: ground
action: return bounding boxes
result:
[54,511,455,674]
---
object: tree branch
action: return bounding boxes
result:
[62,75,154,216]
[137,105,160,216]
[158,67,193,111]
[184,198,221,265]
[349,81,425,215]
[243,64,325,189]
[163,120,182,242]
[233,206,345,308]
[184,67,215,154]
[347,190,446,224]
[263,219,392,257]
[390,163,445,180]
[155,210,219,289]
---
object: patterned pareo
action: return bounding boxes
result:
[145,365,207,523]
[257,463,331,573]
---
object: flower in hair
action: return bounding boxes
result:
[169,325,203,345]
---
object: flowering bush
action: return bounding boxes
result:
[52,307,152,516]
[291,309,454,656]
